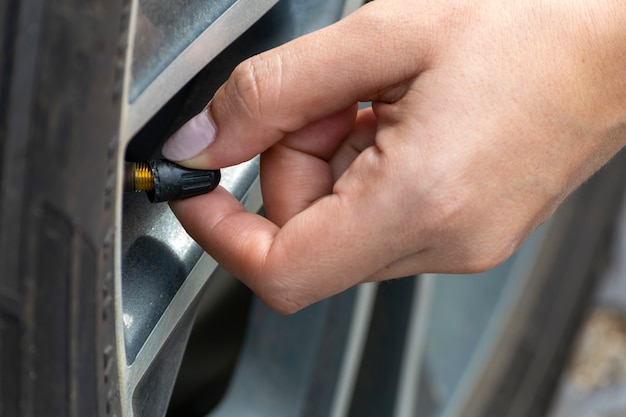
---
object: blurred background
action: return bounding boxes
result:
[550,198,626,417]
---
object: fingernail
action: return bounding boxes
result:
[162,107,216,161]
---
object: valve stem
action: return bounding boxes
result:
[125,162,155,192]
[124,160,220,203]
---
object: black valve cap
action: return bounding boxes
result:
[147,159,221,203]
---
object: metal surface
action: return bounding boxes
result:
[210,285,371,417]
[122,0,279,139]
[120,159,260,364]
[115,1,357,416]
[119,160,262,416]
[328,283,379,417]
[393,275,436,417]
[131,0,240,101]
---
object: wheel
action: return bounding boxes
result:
[1,0,625,416]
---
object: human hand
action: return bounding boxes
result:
[163,0,626,313]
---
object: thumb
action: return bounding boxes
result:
[161,2,434,169]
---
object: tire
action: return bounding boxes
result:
[2,0,625,416]
[0,0,127,415]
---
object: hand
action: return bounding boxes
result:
[163,0,626,313]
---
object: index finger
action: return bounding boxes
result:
[163,2,433,169]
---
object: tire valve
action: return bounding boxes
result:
[124,159,221,203]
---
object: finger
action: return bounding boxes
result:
[261,105,357,226]
[169,186,279,281]
[275,105,358,160]
[329,107,378,180]
[161,1,434,169]
[170,168,414,314]
[261,106,377,226]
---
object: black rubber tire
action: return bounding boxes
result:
[0,0,127,416]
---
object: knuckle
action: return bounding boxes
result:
[258,286,307,315]
[415,186,523,274]
[415,187,468,236]
[263,298,302,315]
[228,53,282,120]
[462,249,510,274]
[460,234,521,273]
[229,59,262,118]
[254,271,309,315]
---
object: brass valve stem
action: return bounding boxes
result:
[124,162,155,192]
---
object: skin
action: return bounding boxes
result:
[167,0,626,314]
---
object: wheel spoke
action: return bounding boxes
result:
[329,283,379,417]
[116,1,369,415]
[393,274,437,417]
[121,0,280,140]
[117,160,262,416]
[209,283,379,417]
